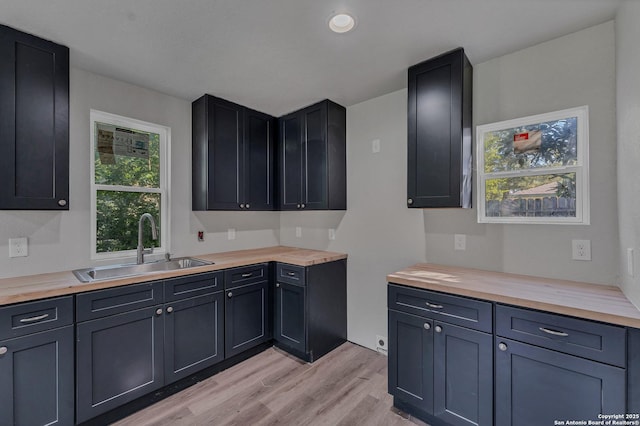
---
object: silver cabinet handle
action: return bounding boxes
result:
[58,199,67,207]
[0,347,7,355]
[19,313,49,323]
[156,308,163,315]
[241,273,253,278]
[435,325,442,333]
[297,204,301,209]
[498,342,508,351]
[227,292,233,298]
[423,323,431,330]
[539,327,569,337]
[166,306,174,313]
[246,204,250,209]
[276,283,280,288]
[407,198,413,205]
[301,204,306,208]
[425,302,443,309]
[287,272,296,276]
[240,204,245,209]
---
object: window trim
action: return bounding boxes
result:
[476,105,590,225]
[89,110,171,260]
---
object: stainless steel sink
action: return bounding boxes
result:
[72,257,213,283]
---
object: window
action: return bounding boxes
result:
[476,106,589,224]
[90,110,170,259]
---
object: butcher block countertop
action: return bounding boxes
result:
[388,263,640,329]
[0,246,347,306]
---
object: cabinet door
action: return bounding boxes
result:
[164,293,224,383]
[388,310,434,414]
[495,337,626,426]
[206,96,244,210]
[76,306,164,423]
[244,108,275,210]
[301,102,328,210]
[0,24,69,210]
[274,281,306,354]
[433,322,493,426]
[0,326,74,426]
[407,48,471,208]
[278,112,303,210]
[225,281,269,358]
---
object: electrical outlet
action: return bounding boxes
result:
[454,234,466,251]
[376,335,388,354]
[295,227,302,238]
[572,239,591,261]
[227,228,236,240]
[9,238,28,258]
[197,231,204,242]
[372,139,381,153]
[328,229,336,240]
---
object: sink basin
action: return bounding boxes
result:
[73,257,213,283]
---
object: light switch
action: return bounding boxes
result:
[227,228,236,240]
[295,227,302,238]
[9,238,28,257]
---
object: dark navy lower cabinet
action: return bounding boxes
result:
[164,292,224,383]
[388,284,494,426]
[274,281,306,354]
[0,325,74,426]
[495,337,625,426]
[76,305,165,423]
[274,260,347,362]
[225,280,270,358]
[388,310,434,413]
[434,322,493,426]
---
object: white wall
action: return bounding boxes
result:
[0,68,279,278]
[281,21,619,350]
[616,2,640,309]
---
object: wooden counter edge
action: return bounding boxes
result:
[387,265,640,329]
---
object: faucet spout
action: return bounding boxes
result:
[137,213,158,264]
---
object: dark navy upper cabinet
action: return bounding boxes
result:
[0,297,74,426]
[0,24,69,210]
[192,94,275,211]
[407,48,472,208]
[274,260,347,362]
[277,100,346,211]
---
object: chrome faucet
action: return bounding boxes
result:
[137,213,158,264]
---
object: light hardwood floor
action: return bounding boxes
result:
[114,342,426,426]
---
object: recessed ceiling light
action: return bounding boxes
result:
[329,13,356,34]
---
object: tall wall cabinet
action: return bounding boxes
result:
[407,48,472,209]
[277,100,346,210]
[192,95,276,211]
[0,24,69,210]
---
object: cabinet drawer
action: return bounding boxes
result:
[0,296,73,340]
[76,281,163,322]
[225,263,268,289]
[388,284,492,333]
[495,304,626,367]
[276,263,305,286]
[165,271,223,301]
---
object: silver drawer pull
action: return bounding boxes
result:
[434,325,442,333]
[241,273,253,278]
[425,302,443,309]
[423,323,431,330]
[539,327,569,337]
[19,313,50,323]
[0,347,7,355]
[287,272,296,276]
[498,342,508,351]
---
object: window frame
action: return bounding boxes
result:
[476,105,590,225]
[89,110,171,260]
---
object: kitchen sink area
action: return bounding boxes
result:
[72,257,212,282]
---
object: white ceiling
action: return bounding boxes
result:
[0,0,622,116]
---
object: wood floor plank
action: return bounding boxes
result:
[114,342,423,426]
